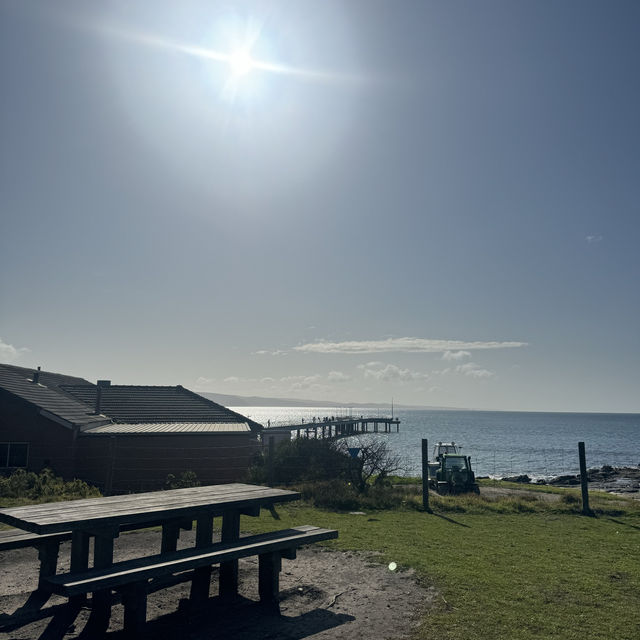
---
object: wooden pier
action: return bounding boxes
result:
[261,416,400,441]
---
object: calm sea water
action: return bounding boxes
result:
[232,406,640,480]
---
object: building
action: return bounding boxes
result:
[0,363,262,493]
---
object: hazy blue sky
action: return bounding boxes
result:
[1,1,639,412]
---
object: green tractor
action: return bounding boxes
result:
[430,453,480,495]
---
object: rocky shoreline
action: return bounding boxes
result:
[501,466,640,494]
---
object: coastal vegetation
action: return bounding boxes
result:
[0,468,100,507]
[1,462,637,638]
[243,482,639,640]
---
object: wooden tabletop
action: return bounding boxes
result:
[0,483,299,535]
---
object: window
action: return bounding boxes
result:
[0,442,29,468]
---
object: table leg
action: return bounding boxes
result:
[258,551,282,611]
[161,521,181,553]
[84,527,118,635]
[189,514,214,604]
[69,531,90,609]
[34,531,89,639]
[219,511,240,597]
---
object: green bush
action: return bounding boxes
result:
[0,468,101,503]
[164,471,200,490]
[297,479,411,511]
[248,438,351,485]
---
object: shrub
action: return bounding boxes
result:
[164,471,200,490]
[335,438,404,494]
[0,468,101,502]
[248,438,351,485]
[297,479,412,511]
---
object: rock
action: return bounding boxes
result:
[501,474,532,484]
[548,474,580,485]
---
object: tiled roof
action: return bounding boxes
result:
[83,422,252,435]
[60,384,259,428]
[1,363,260,433]
[0,364,111,429]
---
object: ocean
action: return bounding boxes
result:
[231,407,640,480]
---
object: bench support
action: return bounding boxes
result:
[44,526,337,634]
[38,600,82,640]
[17,539,61,613]
[189,514,214,603]
[258,551,282,611]
[84,526,118,636]
[219,511,240,597]
[121,581,148,637]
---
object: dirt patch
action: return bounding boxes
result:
[0,527,435,639]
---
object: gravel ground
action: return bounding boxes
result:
[0,527,435,640]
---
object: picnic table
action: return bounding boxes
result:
[0,483,337,637]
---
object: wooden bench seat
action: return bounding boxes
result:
[0,529,73,551]
[0,518,191,553]
[44,525,337,634]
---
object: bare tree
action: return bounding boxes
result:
[336,437,404,493]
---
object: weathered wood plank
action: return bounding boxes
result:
[0,484,299,534]
[0,529,72,551]
[46,527,338,596]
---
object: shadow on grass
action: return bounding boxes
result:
[430,512,471,528]
[605,517,640,531]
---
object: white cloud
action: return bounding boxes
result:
[586,235,603,244]
[223,376,241,383]
[358,362,430,383]
[253,349,287,356]
[455,362,494,378]
[194,376,216,390]
[279,374,327,393]
[442,350,471,361]
[295,337,527,354]
[280,374,322,388]
[0,338,29,363]
[327,370,351,382]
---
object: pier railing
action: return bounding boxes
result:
[259,415,400,441]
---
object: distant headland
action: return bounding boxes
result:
[198,391,459,410]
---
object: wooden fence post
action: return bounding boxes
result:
[578,441,592,516]
[268,436,275,486]
[422,439,431,512]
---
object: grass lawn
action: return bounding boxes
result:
[242,488,640,640]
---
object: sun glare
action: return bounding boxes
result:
[228,49,254,76]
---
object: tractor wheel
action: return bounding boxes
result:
[437,482,450,495]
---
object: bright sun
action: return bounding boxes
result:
[228,49,254,76]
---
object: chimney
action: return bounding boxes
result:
[32,366,41,384]
[94,380,111,415]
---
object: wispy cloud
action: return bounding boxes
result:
[586,234,603,244]
[455,362,494,378]
[295,337,527,354]
[253,349,288,356]
[327,370,351,382]
[279,374,327,393]
[194,376,216,390]
[358,362,430,383]
[0,338,29,363]
[442,350,471,361]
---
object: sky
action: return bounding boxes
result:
[1,1,639,412]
